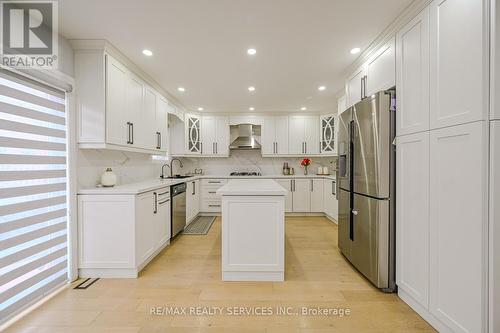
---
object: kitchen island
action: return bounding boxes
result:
[217,179,286,281]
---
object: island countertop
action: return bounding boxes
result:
[217,179,287,196]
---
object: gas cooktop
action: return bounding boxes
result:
[230,172,262,176]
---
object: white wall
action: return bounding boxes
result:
[175,150,337,176]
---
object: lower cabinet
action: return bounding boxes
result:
[292,179,311,212]
[78,187,171,278]
[275,180,293,212]
[396,121,488,333]
[200,179,227,213]
[186,179,200,224]
[323,179,338,220]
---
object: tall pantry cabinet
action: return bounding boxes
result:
[395,0,489,332]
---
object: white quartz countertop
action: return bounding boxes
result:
[78,174,336,195]
[217,179,287,196]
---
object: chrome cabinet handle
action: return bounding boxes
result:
[130,123,134,144]
[290,180,293,192]
[305,142,307,153]
[209,204,221,207]
[126,122,131,144]
[310,179,313,192]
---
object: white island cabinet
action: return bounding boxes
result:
[217,179,286,282]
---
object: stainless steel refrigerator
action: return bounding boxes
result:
[337,90,396,292]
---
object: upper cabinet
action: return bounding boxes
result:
[201,116,229,156]
[365,38,396,96]
[289,116,320,155]
[429,0,487,129]
[262,116,289,155]
[345,39,396,108]
[74,44,171,154]
[396,7,430,136]
[320,114,337,155]
[185,113,202,155]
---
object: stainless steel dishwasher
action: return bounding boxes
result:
[171,183,187,238]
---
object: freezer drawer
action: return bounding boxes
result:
[350,193,390,289]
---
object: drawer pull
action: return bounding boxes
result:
[208,181,221,184]
[208,204,221,207]
[208,191,216,194]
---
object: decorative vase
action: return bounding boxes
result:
[101,168,117,187]
[304,165,308,175]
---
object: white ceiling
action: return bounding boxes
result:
[59,0,413,113]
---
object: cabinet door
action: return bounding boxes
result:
[365,38,396,96]
[141,86,157,150]
[105,55,128,146]
[185,114,202,154]
[292,179,311,212]
[261,117,276,154]
[304,116,320,154]
[322,179,333,217]
[135,192,156,265]
[310,179,323,212]
[320,115,336,154]
[289,116,305,154]
[275,116,289,154]
[126,74,144,148]
[396,7,430,136]
[276,180,293,212]
[201,116,217,155]
[429,121,487,333]
[337,95,347,115]
[215,116,229,156]
[429,0,486,129]
[346,66,366,108]
[193,180,200,216]
[156,96,168,152]
[156,197,170,247]
[396,132,430,308]
[186,181,194,223]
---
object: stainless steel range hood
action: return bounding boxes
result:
[229,124,261,150]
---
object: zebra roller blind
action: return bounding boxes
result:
[0,70,68,323]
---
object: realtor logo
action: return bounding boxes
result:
[0,0,58,68]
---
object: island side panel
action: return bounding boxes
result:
[221,195,285,281]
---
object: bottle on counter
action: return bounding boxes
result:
[290,167,295,175]
[283,162,290,175]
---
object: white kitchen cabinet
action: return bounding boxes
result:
[292,179,311,212]
[429,0,487,129]
[323,179,338,221]
[185,114,202,154]
[337,95,347,115]
[276,180,293,212]
[365,38,396,96]
[346,66,366,108]
[105,55,128,146]
[78,187,171,278]
[289,116,319,155]
[310,179,324,212]
[186,179,200,224]
[396,131,430,309]
[320,114,337,155]
[74,47,169,154]
[201,116,229,156]
[200,179,228,213]
[396,7,430,136]
[491,121,500,332]
[135,191,158,265]
[429,121,487,333]
[262,116,289,155]
[155,96,169,151]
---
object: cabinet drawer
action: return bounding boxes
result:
[201,200,222,212]
[201,179,228,186]
[202,186,221,199]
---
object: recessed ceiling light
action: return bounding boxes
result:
[249,107,255,111]
[318,86,326,91]
[248,86,255,92]
[350,47,361,55]
[178,87,185,92]
[247,48,257,55]
[197,107,204,111]
[142,49,153,56]
[301,107,307,111]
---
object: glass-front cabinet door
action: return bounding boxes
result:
[185,114,201,154]
[320,114,336,155]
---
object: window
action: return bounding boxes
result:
[0,70,68,323]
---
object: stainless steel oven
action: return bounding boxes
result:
[171,183,187,238]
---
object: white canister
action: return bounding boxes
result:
[101,168,117,187]
[318,166,323,175]
[323,166,329,175]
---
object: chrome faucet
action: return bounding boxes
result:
[160,158,184,179]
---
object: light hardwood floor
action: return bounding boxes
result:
[5,217,435,333]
